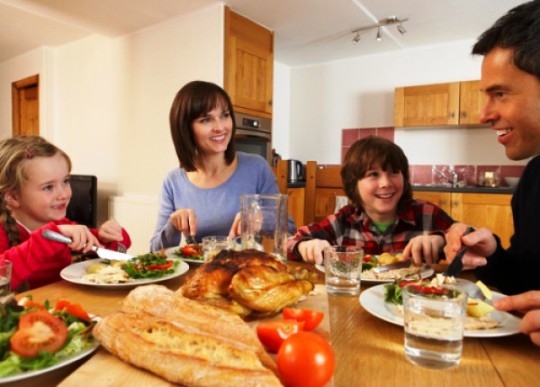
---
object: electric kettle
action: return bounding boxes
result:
[287,159,305,183]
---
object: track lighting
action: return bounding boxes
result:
[351,16,409,43]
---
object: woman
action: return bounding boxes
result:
[150,81,291,251]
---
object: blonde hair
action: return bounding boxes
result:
[0,136,72,246]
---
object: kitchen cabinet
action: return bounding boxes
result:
[224,7,273,118]
[394,80,485,127]
[414,190,513,248]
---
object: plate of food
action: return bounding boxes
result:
[0,296,99,384]
[165,245,204,264]
[61,253,189,288]
[315,251,434,283]
[359,283,521,338]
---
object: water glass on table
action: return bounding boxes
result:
[202,236,233,263]
[323,245,363,296]
[0,260,12,296]
[403,284,467,369]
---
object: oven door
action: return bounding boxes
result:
[234,129,271,162]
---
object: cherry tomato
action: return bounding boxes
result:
[11,310,68,358]
[181,245,203,257]
[54,299,91,322]
[277,332,335,387]
[17,296,44,310]
[362,255,374,262]
[146,260,174,270]
[282,308,324,331]
[256,320,304,353]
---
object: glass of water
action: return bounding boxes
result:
[0,260,12,296]
[323,245,363,296]
[403,284,467,369]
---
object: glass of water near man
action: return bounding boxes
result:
[0,260,12,296]
[403,283,467,369]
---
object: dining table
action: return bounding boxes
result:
[5,260,540,387]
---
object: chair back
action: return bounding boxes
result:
[67,175,97,228]
[304,161,345,224]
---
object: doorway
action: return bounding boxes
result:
[12,74,39,136]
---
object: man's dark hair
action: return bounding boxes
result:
[472,0,540,77]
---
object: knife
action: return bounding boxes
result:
[42,229,134,261]
[443,226,474,277]
[373,260,412,273]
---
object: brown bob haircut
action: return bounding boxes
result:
[169,80,237,171]
[340,136,412,207]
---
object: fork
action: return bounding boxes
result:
[456,279,493,305]
[184,234,196,245]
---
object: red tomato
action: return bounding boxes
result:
[256,320,304,353]
[147,260,173,270]
[362,255,374,262]
[54,299,91,322]
[282,308,324,331]
[11,310,68,358]
[181,245,203,257]
[17,296,44,310]
[277,332,335,387]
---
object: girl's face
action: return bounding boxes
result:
[7,153,72,230]
[356,162,403,224]
[191,103,233,158]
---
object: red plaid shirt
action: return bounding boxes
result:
[287,199,454,259]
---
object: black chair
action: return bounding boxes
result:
[66,175,97,228]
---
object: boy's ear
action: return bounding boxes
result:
[4,192,21,208]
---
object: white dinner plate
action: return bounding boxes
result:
[314,264,434,284]
[359,284,522,338]
[60,258,189,288]
[165,247,204,264]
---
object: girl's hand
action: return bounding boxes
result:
[97,219,124,243]
[170,209,198,238]
[56,224,101,253]
[297,239,331,265]
[402,234,445,266]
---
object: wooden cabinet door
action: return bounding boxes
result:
[287,188,305,228]
[459,80,485,125]
[413,191,452,214]
[394,82,460,127]
[224,8,273,116]
[451,193,513,248]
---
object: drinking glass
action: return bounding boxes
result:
[202,236,233,263]
[403,284,467,369]
[0,260,12,296]
[323,245,363,296]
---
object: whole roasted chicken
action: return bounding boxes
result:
[179,249,315,318]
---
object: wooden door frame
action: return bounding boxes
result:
[12,74,39,135]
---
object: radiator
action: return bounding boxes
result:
[108,195,160,255]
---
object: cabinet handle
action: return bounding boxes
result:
[461,111,468,118]
[448,112,455,119]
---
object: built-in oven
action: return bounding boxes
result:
[233,112,272,163]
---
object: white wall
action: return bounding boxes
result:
[278,39,525,167]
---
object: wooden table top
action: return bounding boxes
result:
[7,262,540,387]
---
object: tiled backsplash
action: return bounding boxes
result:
[342,128,524,187]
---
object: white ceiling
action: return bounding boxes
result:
[0,0,528,66]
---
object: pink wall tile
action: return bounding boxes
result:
[476,165,502,187]
[455,165,477,186]
[500,165,525,179]
[413,165,433,185]
[341,146,350,163]
[342,129,359,147]
[376,127,394,142]
[358,128,377,139]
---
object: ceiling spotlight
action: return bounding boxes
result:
[376,27,382,41]
[351,16,408,45]
[397,23,406,35]
[352,32,361,44]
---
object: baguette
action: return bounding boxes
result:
[93,285,281,386]
[93,312,282,387]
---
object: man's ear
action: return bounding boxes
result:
[4,192,21,209]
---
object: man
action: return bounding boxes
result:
[444,0,540,346]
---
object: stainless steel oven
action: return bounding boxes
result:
[233,112,272,162]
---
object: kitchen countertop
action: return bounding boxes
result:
[413,184,515,194]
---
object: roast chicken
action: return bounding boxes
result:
[179,249,315,318]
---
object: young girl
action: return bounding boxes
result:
[0,136,131,291]
[287,136,455,265]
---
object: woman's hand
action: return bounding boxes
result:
[228,212,242,238]
[494,291,540,346]
[97,219,124,243]
[56,224,101,253]
[170,208,198,238]
[297,239,331,265]
[401,234,445,266]
[444,223,494,268]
